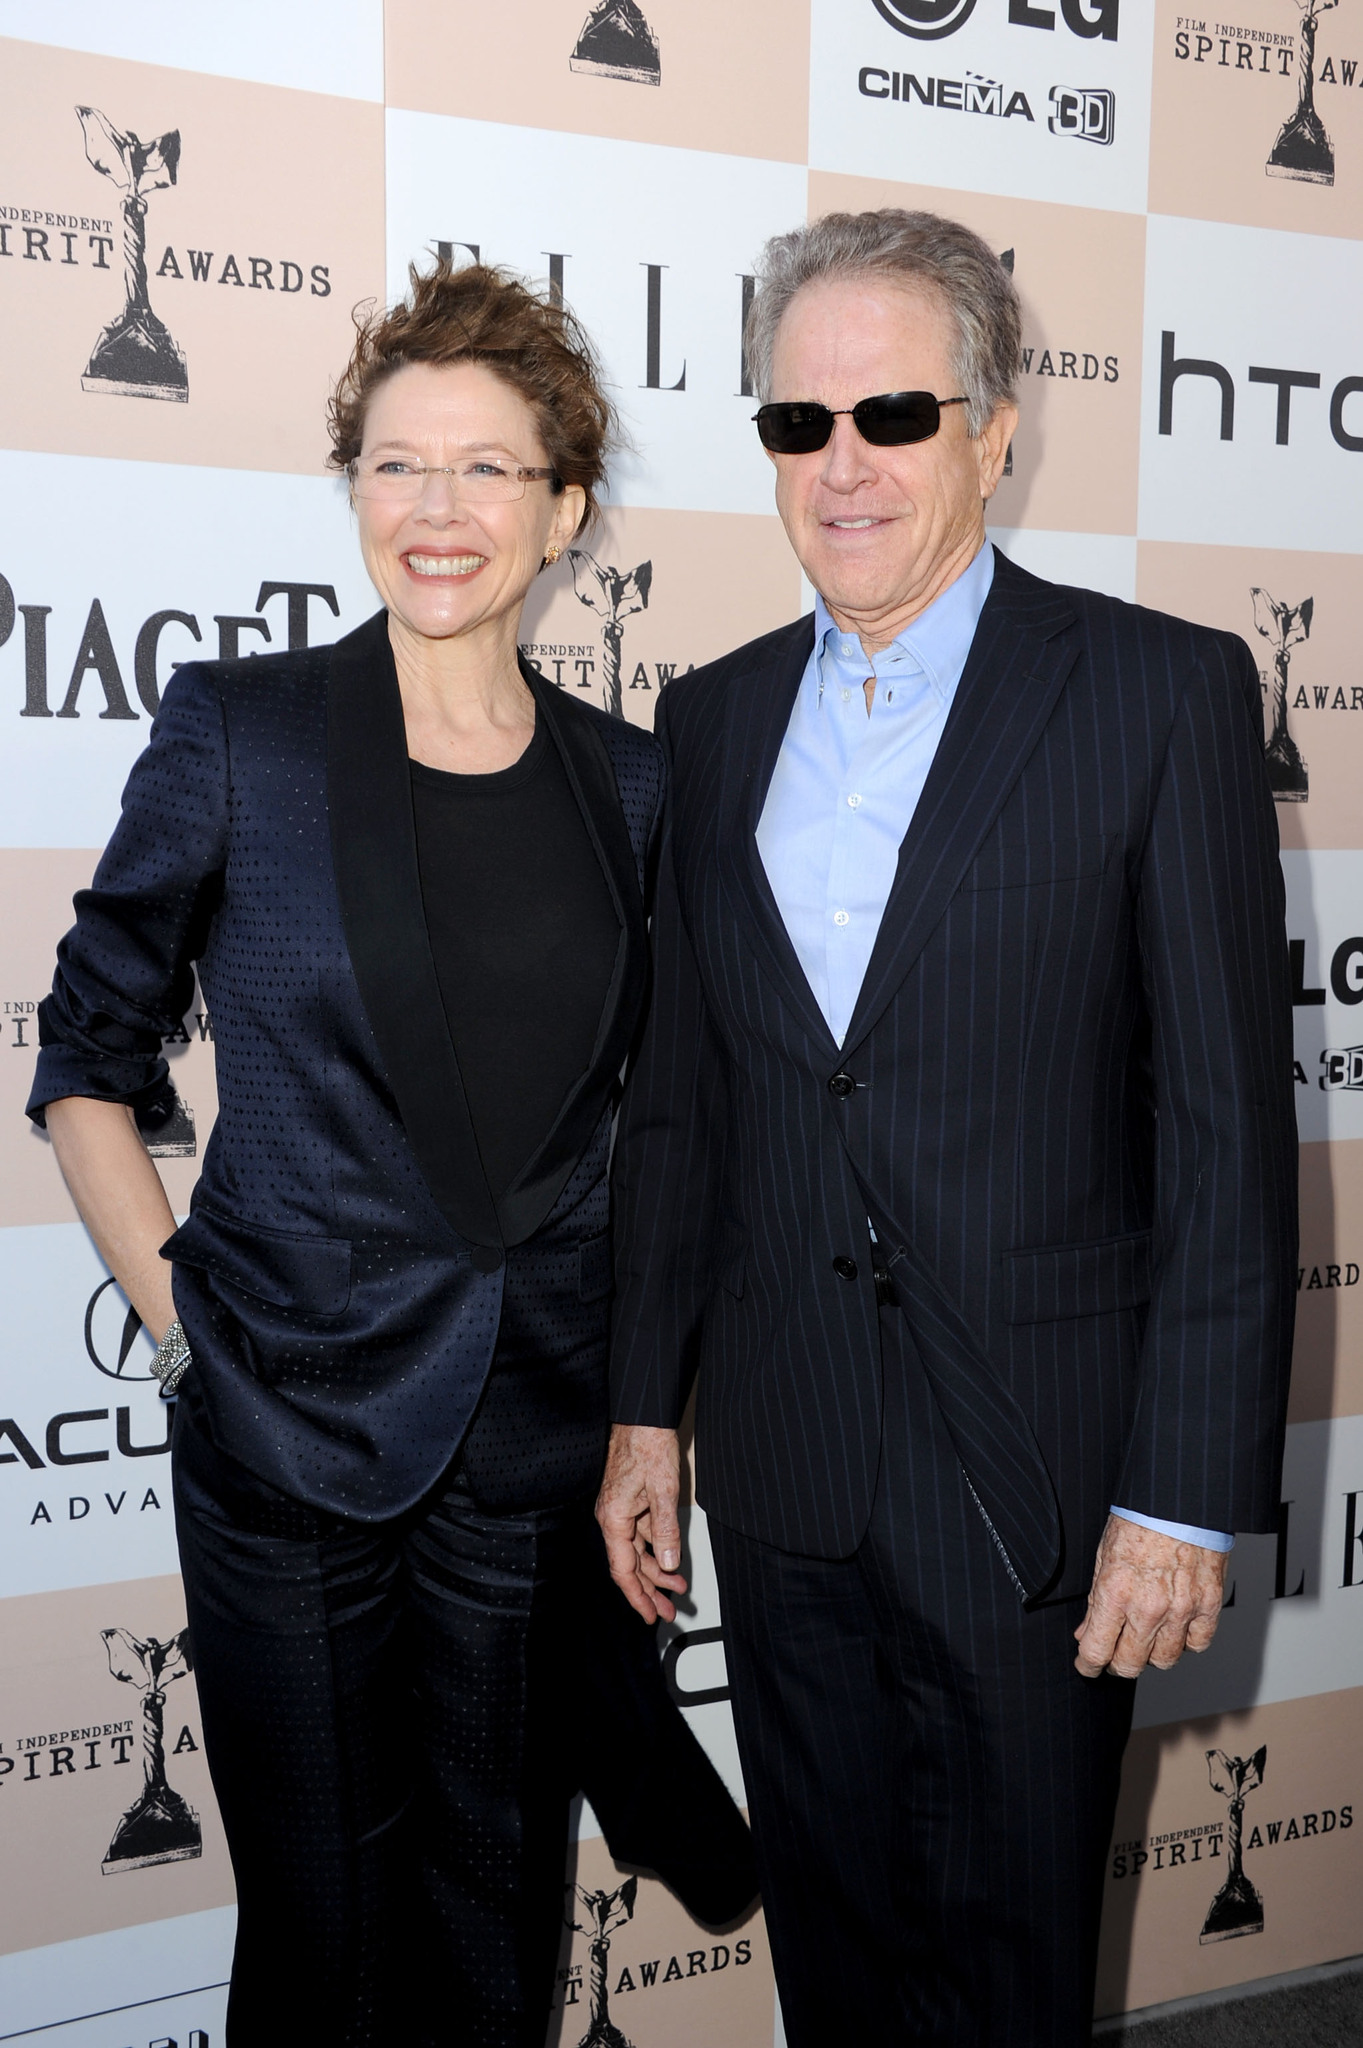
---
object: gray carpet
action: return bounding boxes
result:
[1097,1956,1363,2046]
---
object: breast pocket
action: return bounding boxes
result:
[962,833,1115,892]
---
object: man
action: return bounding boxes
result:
[597,211,1296,2044]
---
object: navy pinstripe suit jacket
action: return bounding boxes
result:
[609,549,1298,1603]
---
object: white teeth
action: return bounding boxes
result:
[831,518,877,529]
[407,553,486,576]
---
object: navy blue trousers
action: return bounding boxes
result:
[709,1306,1135,2047]
[173,1389,582,2048]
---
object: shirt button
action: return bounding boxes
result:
[840,688,851,702]
[833,910,850,927]
[847,793,862,809]
[832,1255,858,1282]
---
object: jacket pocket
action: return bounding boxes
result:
[1003,1229,1152,1326]
[578,1232,614,1304]
[162,1202,353,1318]
[963,833,1114,891]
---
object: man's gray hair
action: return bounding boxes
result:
[745,210,1021,439]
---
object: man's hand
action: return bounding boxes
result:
[1074,1514,1229,1680]
[595,1424,689,1624]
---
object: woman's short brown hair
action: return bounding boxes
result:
[328,259,616,535]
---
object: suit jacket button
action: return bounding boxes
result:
[832,1255,858,1282]
[828,1072,856,1099]
[470,1245,504,1273]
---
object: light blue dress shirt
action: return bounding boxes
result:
[755,542,1232,1555]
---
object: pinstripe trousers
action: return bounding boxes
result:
[709,1305,1136,2046]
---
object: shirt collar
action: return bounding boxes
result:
[812,540,995,708]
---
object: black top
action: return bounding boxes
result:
[411,716,620,1201]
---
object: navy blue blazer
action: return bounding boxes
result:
[30,610,663,1519]
[609,550,1298,1602]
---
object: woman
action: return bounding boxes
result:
[28,262,753,2047]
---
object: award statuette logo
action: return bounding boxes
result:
[141,1087,198,1159]
[568,551,653,719]
[1251,586,1311,802]
[76,106,188,402]
[569,1,661,86]
[570,1877,639,2048]
[1267,0,1339,186]
[100,1626,202,1873]
[1200,1747,1266,1943]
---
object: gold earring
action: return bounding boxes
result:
[543,545,562,567]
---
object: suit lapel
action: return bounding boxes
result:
[842,558,1079,1055]
[327,610,502,1256]
[496,663,647,1245]
[716,616,843,1060]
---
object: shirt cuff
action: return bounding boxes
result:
[1110,1506,1235,1553]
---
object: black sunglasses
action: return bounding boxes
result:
[753,390,971,455]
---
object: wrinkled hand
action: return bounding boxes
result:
[595,1423,688,1624]
[1074,1514,1229,1680]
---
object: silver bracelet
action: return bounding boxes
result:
[151,1319,192,1400]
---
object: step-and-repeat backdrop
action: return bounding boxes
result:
[1,3,1360,2042]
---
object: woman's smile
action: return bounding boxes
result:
[403,550,488,578]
